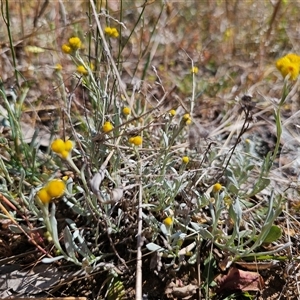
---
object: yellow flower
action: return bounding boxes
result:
[286,53,300,64]
[129,136,143,146]
[182,113,192,125]
[169,109,176,116]
[45,179,65,198]
[37,188,51,204]
[64,140,74,151]
[182,113,190,121]
[104,26,119,38]
[191,66,199,74]
[122,107,131,116]
[276,53,300,80]
[62,44,72,54]
[51,139,74,159]
[68,37,81,50]
[60,150,70,159]
[213,183,222,193]
[77,65,88,75]
[104,27,112,35]
[102,121,114,133]
[51,139,65,153]
[182,156,189,164]
[185,118,192,125]
[163,217,173,227]
[111,28,119,38]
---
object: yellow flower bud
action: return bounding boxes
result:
[45,179,65,198]
[102,121,114,133]
[77,65,88,75]
[37,188,51,204]
[213,183,222,193]
[122,107,131,116]
[68,37,81,50]
[185,118,192,125]
[182,113,190,121]
[111,28,119,38]
[51,139,65,153]
[62,44,72,54]
[104,27,112,35]
[191,66,199,74]
[104,27,119,38]
[182,156,189,164]
[51,139,74,159]
[163,217,173,227]
[60,150,70,159]
[129,136,142,146]
[169,109,176,116]
[64,140,74,151]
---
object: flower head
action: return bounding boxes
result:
[51,139,74,159]
[122,107,131,116]
[182,156,189,164]
[51,139,65,153]
[191,66,199,74]
[104,27,119,38]
[276,53,300,80]
[163,216,173,227]
[62,44,72,54]
[68,37,82,50]
[102,121,114,133]
[213,183,222,193]
[185,118,192,125]
[36,179,65,205]
[182,113,192,125]
[45,179,65,198]
[169,109,176,116]
[37,188,51,204]
[129,136,143,146]
[64,140,74,151]
[77,65,88,75]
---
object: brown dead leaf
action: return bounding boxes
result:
[216,267,264,293]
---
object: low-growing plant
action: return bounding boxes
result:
[0,1,299,299]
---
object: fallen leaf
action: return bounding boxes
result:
[216,267,264,293]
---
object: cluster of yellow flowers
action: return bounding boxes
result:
[51,139,74,159]
[129,136,143,146]
[182,113,192,125]
[276,53,300,81]
[62,36,82,54]
[104,27,119,38]
[37,179,65,205]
